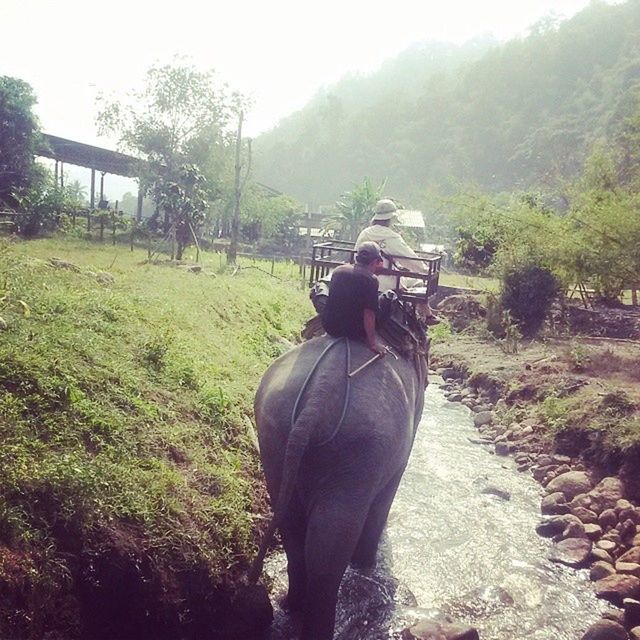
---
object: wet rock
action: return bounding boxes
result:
[592,548,614,564]
[616,562,640,578]
[590,478,627,514]
[537,454,554,467]
[580,618,628,640]
[401,620,480,640]
[536,514,582,538]
[542,492,570,515]
[547,471,593,500]
[438,368,459,381]
[624,598,640,628]
[590,561,617,581]
[573,507,599,524]
[495,442,509,456]
[621,519,637,542]
[448,393,463,402]
[585,524,604,540]
[549,537,592,567]
[619,548,640,564]
[602,608,627,625]
[481,486,511,501]
[595,574,640,605]
[473,411,493,427]
[563,520,587,540]
[596,540,618,554]
[600,509,619,530]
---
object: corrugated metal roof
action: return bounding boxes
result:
[396,209,424,229]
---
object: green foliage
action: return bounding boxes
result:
[0,76,41,207]
[500,264,560,335]
[0,237,312,637]
[255,1,640,204]
[97,61,246,258]
[325,177,386,241]
[15,168,77,238]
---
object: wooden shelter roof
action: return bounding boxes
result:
[37,134,144,178]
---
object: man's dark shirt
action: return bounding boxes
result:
[321,263,379,340]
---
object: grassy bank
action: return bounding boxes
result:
[0,238,311,639]
[431,310,640,471]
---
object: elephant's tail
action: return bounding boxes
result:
[248,408,316,584]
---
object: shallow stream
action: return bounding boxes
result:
[265,383,610,639]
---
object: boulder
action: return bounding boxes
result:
[592,548,615,564]
[616,562,640,578]
[619,548,640,564]
[590,561,617,581]
[549,538,592,567]
[537,514,582,538]
[541,492,569,515]
[573,507,599,524]
[473,411,493,427]
[596,540,618,554]
[595,574,640,605]
[599,509,619,530]
[624,598,640,628]
[547,472,593,500]
[580,619,628,640]
[402,620,479,640]
[589,477,627,514]
[585,524,604,540]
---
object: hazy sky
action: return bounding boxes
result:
[1,0,601,196]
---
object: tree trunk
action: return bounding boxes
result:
[227,111,243,265]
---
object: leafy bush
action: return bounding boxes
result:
[500,264,560,335]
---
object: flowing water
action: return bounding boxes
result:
[265,383,611,640]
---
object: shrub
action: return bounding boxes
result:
[500,265,560,336]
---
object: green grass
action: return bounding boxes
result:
[0,237,312,636]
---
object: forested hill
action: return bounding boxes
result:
[254,0,640,207]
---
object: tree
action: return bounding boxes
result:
[326,177,386,241]
[97,62,243,259]
[0,76,41,207]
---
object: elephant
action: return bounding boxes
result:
[250,332,428,640]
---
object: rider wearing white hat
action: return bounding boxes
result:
[355,199,440,324]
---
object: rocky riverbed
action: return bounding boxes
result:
[430,365,640,640]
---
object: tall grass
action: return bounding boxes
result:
[0,237,312,635]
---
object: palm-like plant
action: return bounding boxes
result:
[326,177,386,241]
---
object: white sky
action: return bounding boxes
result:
[1,0,601,197]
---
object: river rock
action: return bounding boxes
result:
[596,540,618,554]
[473,411,493,427]
[592,548,614,564]
[624,598,640,627]
[619,548,640,564]
[616,562,640,578]
[585,523,604,540]
[547,471,593,500]
[481,486,511,501]
[573,507,599,524]
[599,509,619,530]
[595,574,640,604]
[589,477,627,514]
[591,561,617,581]
[553,454,572,465]
[563,520,587,540]
[449,393,463,402]
[495,442,509,456]
[536,514,582,538]
[438,368,459,381]
[621,519,637,542]
[630,627,640,640]
[537,454,554,467]
[402,620,479,640]
[580,618,628,640]
[541,492,570,515]
[549,538,592,567]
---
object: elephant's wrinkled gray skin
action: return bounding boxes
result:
[253,335,427,640]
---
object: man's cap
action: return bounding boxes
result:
[356,241,382,265]
[372,198,398,221]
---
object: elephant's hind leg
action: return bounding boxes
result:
[281,493,306,612]
[351,468,404,570]
[301,499,368,640]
